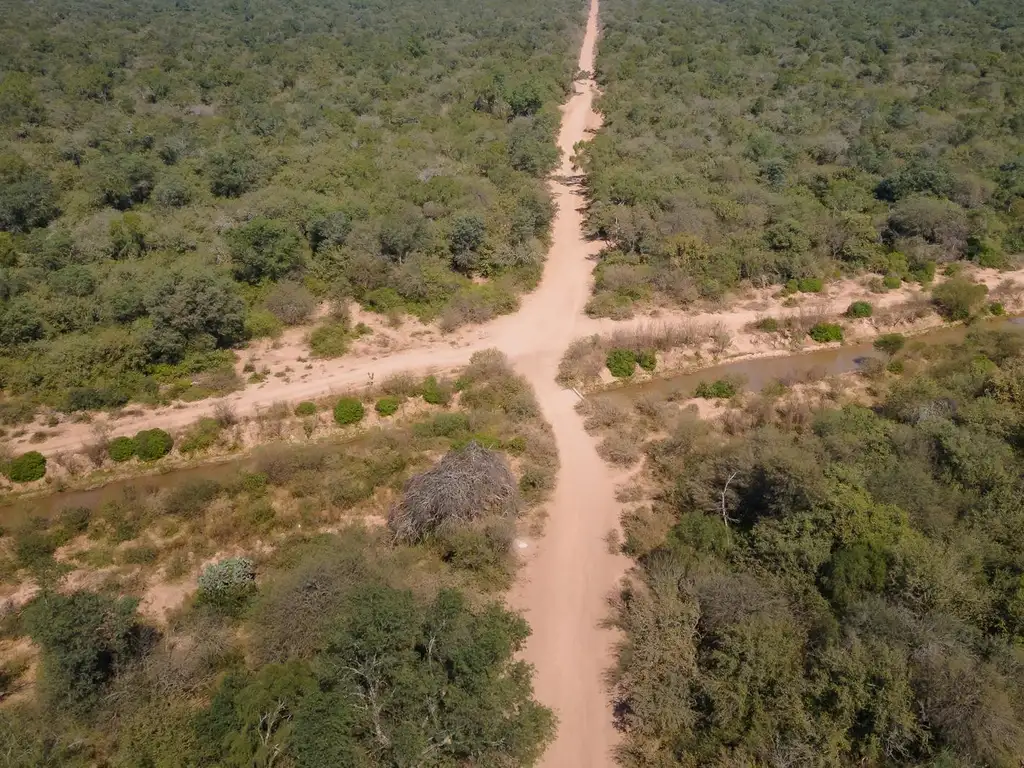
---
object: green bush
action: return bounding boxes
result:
[845,301,873,318]
[873,333,906,356]
[635,349,657,372]
[886,359,905,375]
[107,436,136,462]
[376,397,401,416]
[6,451,46,482]
[932,278,988,321]
[606,348,637,378]
[294,401,317,417]
[882,274,902,290]
[421,376,453,405]
[809,322,844,343]
[308,321,350,358]
[133,429,173,462]
[990,301,1006,316]
[178,418,222,455]
[694,379,738,399]
[197,556,256,616]
[755,316,780,332]
[413,412,471,438]
[333,397,365,425]
[797,277,823,293]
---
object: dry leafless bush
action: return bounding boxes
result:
[389,441,520,543]
[597,430,642,467]
[607,320,722,352]
[576,397,628,433]
[874,296,934,326]
[213,401,239,427]
[990,279,1024,308]
[557,335,605,386]
[380,371,420,398]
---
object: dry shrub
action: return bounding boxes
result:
[380,372,420,398]
[558,335,605,386]
[597,431,642,467]
[874,296,934,325]
[607,320,721,352]
[577,398,627,432]
[389,441,519,543]
[212,401,238,427]
[990,279,1024,308]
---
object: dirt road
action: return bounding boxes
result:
[502,2,628,765]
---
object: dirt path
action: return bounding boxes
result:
[501,2,628,765]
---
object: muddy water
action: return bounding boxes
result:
[0,457,251,524]
[596,318,1024,405]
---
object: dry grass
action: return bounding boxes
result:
[558,321,726,387]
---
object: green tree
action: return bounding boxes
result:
[22,591,146,712]
[0,153,59,232]
[228,218,303,284]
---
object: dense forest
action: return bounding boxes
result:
[609,327,1024,766]
[0,0,581,416]
[0,351,559,765]
[583,0,1024,317]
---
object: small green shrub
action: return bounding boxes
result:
[755,316,779,332]
[133,429,173,461]
[694,379,738,399]
[178,418,221,455]
[845,301,873,318]
[797,277,823,293]
[108,436,135,462]
[197,556,256,616]
[873,333,906,356]
[809,322,844,343]
[932,278,988,321]
[375,397,401,416]
[14,529,57,570]
[783,279,799,295]
[886,359,905,374]
[882,274,901,289]
[308,321,349,358]
[414,412,471,438]
[606,348,636,378]
[989,301,1006,316]
[294,401,317,417]
[333,397,365,425]
[5,451,46,482]
[421,376,453,405]
[635,349,657,372]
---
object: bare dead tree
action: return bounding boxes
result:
[720,470,739,527]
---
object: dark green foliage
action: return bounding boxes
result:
[293,401,317,417]
[932,278,988,321]
[0,154,59,232]
[614,330,1024,766]
[873,333,906,356]
[883,274,902,289]
[333,397,365,425]
[990,301,1006,316]
[694,378,738,399]
[845,300,873,318]
[196,586,553,766]
[133,428,172,461]
[809,322,843,343]
[755,316,779,332]
[227,218,303,285]
[375,396,400,416]
[587,0,1024,308]
[820,542,888,610]
[22,591,146,712]
[107,436,136,462]
[606,348,637,378]
[307,321,350,358]
[5,450,45,482]
[0,0,579,412]
[636,349,657,372]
